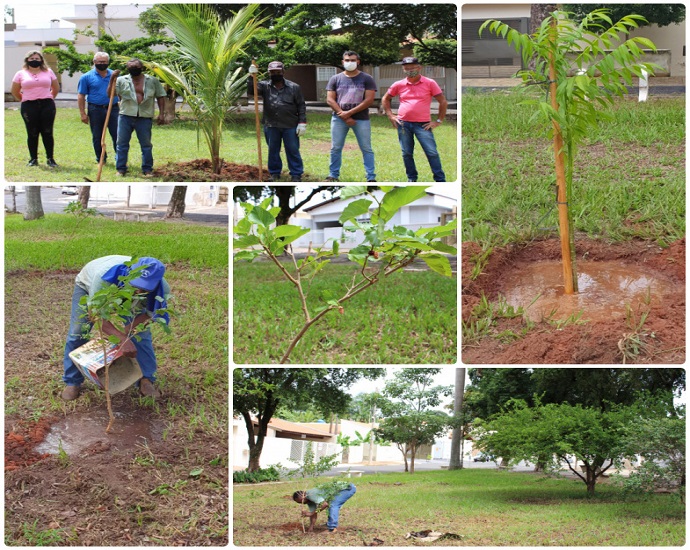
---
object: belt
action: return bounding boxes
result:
[23,98,54,103]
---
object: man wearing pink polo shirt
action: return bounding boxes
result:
[382,57,448,182]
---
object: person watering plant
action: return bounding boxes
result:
[61,255,170,401]
[292,482,356,534]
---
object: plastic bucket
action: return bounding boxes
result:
[68,339,142,395]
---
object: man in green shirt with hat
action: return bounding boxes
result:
[292,481,356,533]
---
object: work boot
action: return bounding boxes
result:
[139,378,161,398]
[61,385,82,401]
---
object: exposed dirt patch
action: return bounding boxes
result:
[154,158,265,181]
[5,417,55,471]
[462,238,685,364]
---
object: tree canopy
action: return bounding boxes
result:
[563,4,685,27]
[233,186,340,226]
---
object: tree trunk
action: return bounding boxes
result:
[585,466,597,496]
[399,444,409,472]
[24,186,44,220]
[409,444,416,474]
[166,186,187,218]
[162,90,177,124]
[448,368,466,470]
[7,187,17,213]
[97,3,106,38]
[528,4,557,70]
[78,186,90,209]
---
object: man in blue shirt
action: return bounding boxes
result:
[293,482,356,533]
[77,52,119,164]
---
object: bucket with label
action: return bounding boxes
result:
[68,339,142,395]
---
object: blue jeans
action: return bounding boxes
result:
[264,126,303,177]
[63,285,158,386]
[116,115,154,174]
[397,121,446,182]
[329,116,375,181]
[88,103,119,163]
[327,483,356,530]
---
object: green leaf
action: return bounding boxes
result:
[340,186,367,199]
[280,227,310,246]
[379,187,429,222]
[233,235,261,248]
[247,206,275,228]
[332,240,339,256]
[274,225,307,238]
[259,197,273,210]
[233,217,252,235]
[430,241,458,255]
[233,250,262,262]
[339,198,372,224]
[419,253,452,277]
[189,467,204,477]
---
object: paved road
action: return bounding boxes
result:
[5,187,228,225]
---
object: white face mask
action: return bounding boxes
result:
[343,61,358,72]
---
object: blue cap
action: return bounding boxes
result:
[129,257,165,292]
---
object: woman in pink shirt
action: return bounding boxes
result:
[11,50,60,167]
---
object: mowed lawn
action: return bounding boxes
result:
[462,93,684,247]
[233,469,685,546]
[4,108,457,183]
[233,260,457,364]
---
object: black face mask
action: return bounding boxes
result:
[95,63,109,72]
[128,67,143,77]
[27,60,42,68]
[270,74,284,83]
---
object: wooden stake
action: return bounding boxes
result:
[252,60,264,182]
[96,69,120,183]
[548,20,577,294]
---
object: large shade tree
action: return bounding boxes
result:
[233,368,382,471]
[152,4,265,174]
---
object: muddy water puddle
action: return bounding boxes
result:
[35,408,164,455]
[499,260,677,322]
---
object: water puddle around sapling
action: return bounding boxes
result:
[499,260,677,322]
[35,408,163,455]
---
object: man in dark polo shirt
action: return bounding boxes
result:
[77,52,119,164]
[248,60,307,182]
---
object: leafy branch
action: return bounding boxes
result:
[233,186,457,363]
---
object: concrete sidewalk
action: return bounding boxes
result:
[96,200,229,225]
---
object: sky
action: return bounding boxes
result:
[8,3,76,29]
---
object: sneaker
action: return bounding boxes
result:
[47,158,58,168]
[116,171,126,177]
[327,529,338,534]
[139,378,161,398]
[142,172,153,178]
[367,179,377,182]
[27,158,38,167]
[325,176,339,182]
[61,385,82,401]
[268,174,280,182]
[291,175,302,182]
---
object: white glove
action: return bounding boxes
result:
[248,65,259,74]
[296,123,307,137]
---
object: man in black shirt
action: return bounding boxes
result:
[248,61,307,182]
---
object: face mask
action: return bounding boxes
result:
[270,74,284,83]
[404,69,421,78]
[343,61,357,72]
[95,63,109,72]
[27,60,42,68]
[128,67,143,77]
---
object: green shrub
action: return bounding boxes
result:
[233,466,281,484]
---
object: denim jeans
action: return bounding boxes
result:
[88,103,119,163]
[20,98,56,160]
[116,114,154,174]
[329,116,375,181]
[397,121,446,182]
[63,285,158,386]
[327,483,356,530]
[264,126,304,177]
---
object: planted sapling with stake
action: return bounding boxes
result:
[479,9,660,293]
[233,186,457,363]
[82,263,172,432]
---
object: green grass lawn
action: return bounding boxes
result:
[233,260,457,364]
[232,469,685,546]
[4,108,457,183]
[462,93,684,247]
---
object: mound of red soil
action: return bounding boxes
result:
[5,417,56,471]
[154,158,267,182]
[462,238,685,364]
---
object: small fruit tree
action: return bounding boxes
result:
[233,186,457,363]
[479,9,659,293]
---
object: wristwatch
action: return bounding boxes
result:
[436,119,443,123]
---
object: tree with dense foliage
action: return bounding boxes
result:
[475,398,643,495]
[374,368,452,473]
[563,4,685,27]
[151,4,265,175]
[233,368,383,471]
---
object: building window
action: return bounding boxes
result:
[317,66,337,81]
